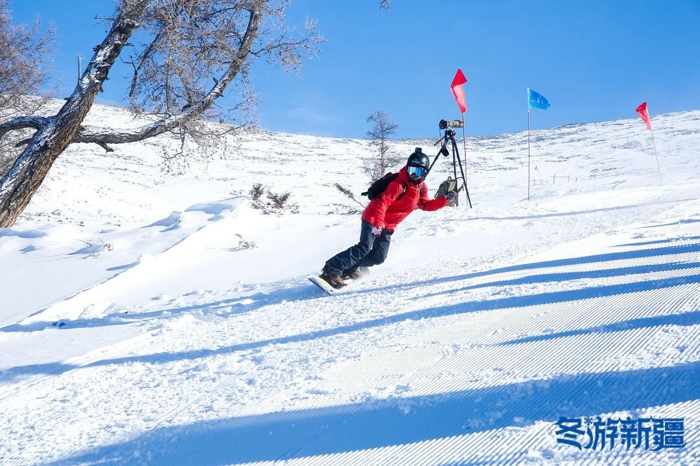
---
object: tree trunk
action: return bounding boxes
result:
[0,0,148,228]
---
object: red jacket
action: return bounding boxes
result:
[362,166,449,232]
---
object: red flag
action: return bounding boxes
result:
[636,101,652,131]
[450,68,468,113]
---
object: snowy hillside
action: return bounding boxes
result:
[1,103,700,465]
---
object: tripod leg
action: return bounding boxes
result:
[451,138,472,208]
[453,152,459,207]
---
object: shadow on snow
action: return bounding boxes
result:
[2,270,699,384]
[48,361,700,465]
[353,242,700,298]
[0,281,317,335]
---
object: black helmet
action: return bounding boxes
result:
[406,148,429,184]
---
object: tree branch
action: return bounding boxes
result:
[75,3,263,149]
[0,116,50,141]
[73,120,170,145]
[127,30,163,98]
[191,3,262,115]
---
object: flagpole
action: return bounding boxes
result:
[650,128,662,185]
[527,109,531,201]
[636,102,661,186]
[526,88,550,201]
[461,112,468,206]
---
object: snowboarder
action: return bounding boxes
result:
[320,149,456,288]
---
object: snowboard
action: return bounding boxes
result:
[308,275,338,295]
[308,267,369,295]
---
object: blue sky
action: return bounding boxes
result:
[9,0,700,139]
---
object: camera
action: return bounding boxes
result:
[439,119,464,130]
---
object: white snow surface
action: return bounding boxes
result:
[1,103,700,465]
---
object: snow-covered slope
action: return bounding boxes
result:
[1,103,699,465]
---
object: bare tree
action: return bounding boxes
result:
[0,0,323,227]
[77,0,322,165]
[0,0,56,175]
[0,0,150,228]
[364,110,401,181]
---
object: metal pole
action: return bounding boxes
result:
[449,132,472,208]
[461,113,467,184]
[452,133,458,207]
[650,129,662,185]
[461,114,467,207]
[527,110,531,201]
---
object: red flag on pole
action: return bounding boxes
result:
[450,68,468,113]
[636,101,652,131]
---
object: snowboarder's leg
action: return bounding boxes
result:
[354,230,391,269]
[325,220,376,275]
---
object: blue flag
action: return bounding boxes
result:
[528,88,550,110]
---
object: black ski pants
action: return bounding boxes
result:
[325,220,392,275]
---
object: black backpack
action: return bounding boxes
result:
[361,173,424,201]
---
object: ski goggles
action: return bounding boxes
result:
[407,166,426,178]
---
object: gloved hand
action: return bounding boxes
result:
[445,191,457,202]
[371,226,383,237]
